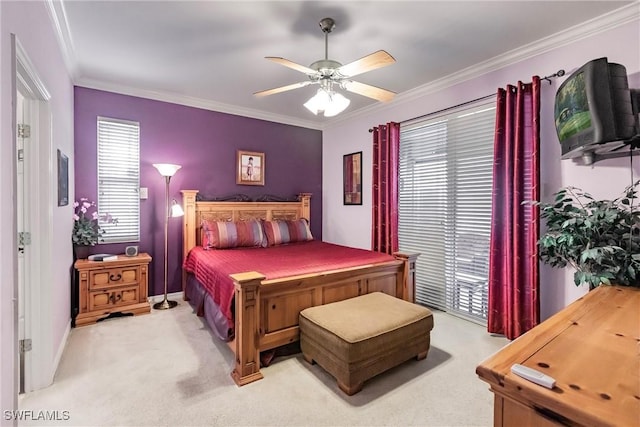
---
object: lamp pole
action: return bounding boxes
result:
[152,163,182,310]
[154,174,177,309]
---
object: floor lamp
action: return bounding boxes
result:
[153,163,184,310]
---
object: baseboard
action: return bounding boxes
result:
[148,292,183,304]
[51,320,71,384]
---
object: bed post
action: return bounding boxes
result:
[394,252,420,303]
[181,190,199,297]
[298,193,312,220]
[230,271,266,386]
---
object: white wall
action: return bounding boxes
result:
[1,1,74,418]
[322,18,640,321]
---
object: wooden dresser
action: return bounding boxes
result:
[476,285,639,427]
[74,253,152,326]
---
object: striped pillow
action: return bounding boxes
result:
[263,219,313,246]
[201,219,267,249]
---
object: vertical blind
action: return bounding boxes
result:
[398,100,496,324]
[97,117,140,243]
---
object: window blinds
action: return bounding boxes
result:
[399,101,496,324]
[97,117,140,243]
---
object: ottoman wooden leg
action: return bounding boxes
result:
[416,350,428,361]
[302,353,315,365]
[338,380,363,396]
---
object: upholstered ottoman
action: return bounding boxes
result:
[299,292,434,395]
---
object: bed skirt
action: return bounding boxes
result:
[186,273,233,341]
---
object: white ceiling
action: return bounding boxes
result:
[54,1,636,129]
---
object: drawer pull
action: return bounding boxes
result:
[109,273,122,282]
[533,406,572,426]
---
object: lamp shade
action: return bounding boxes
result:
[323,92,350,117]
[170,200,184,218]
[304,89,350,117]
[153,163,181,177]
[304,89,331,114]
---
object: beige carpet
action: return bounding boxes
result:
[19,302,508,426]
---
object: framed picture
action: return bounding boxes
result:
[57,149,69,206]
[343,151,362,205]
[236,150,265,186]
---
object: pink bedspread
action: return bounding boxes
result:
[183,241,396,328]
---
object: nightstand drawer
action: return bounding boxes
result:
[89,266,140,290]
[89,286,140,311]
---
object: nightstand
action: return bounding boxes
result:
[74,253,152,326]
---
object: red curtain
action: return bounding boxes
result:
[488,77,541,340]
[371,122,400,254]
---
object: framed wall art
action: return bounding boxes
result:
[343,151,362,205]
[57,149,69,206]
[236,150,265,186]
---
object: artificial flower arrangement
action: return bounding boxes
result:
[72,198,117,246]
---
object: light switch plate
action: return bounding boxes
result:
[140,187,148,199]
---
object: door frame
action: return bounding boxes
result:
[13,34,55,393]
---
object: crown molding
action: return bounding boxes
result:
[75,78,324,130]
[49,2,638,132]
[325,3,640,130]
[44,0,78,80]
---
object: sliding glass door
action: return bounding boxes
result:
[398,100,495,324]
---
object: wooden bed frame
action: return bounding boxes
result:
[181,190,418,386]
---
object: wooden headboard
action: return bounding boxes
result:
[180,190,312,260]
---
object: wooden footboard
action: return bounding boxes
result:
[181,190,419,386]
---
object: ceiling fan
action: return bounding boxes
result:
[254,17,396,116]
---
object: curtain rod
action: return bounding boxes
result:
[368,70,565,132]
[368,92,495,132]
[542,69,565,84]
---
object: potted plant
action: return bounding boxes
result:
[533,180,640,289]
[72,198,116,259]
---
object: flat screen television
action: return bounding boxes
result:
[554,57,637,159]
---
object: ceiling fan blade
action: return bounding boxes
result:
[253,81,311,97]
[265,57,317,75]
[336,50,395,78]
[343,80,396,102]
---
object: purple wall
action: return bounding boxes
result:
[74,86,322,296]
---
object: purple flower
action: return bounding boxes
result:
[72,197,118,246]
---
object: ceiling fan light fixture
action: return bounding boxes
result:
[304,88,350,117]
[323,92,350,117]
[256,17,395,112]
[304,88,330,114]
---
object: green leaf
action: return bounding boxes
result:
[627,266,636,280]
[538,181,640,289]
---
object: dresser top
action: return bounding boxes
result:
[477,285,640,427]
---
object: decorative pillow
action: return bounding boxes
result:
[201,219,267,249]
[263,218,314,246]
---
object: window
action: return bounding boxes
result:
[97,117,140,243]
[398,100,495,324]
